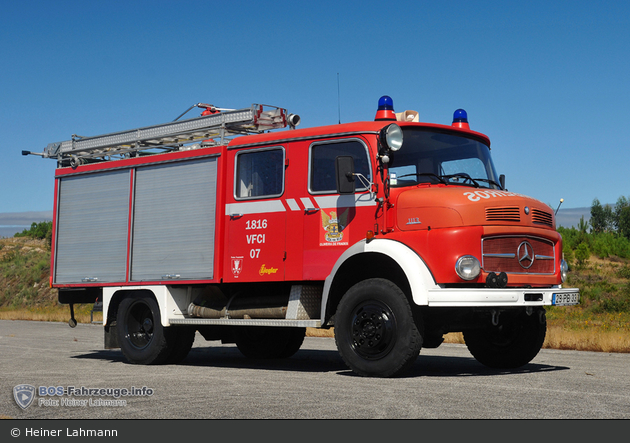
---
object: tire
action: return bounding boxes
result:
[116,294,175,365]
[166,327,196,364]
[464,308,547,369]
[235,326,305,359]
[278,328,306,358]
[334,278,422,377]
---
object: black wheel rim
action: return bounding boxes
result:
[124,301,154,349]
[349,300,397,360]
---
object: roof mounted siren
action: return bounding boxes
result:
[452,109,470,129]
[375,96,397,121]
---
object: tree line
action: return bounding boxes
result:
[589,196,630,237]
[559,195,630,267]
[14,221,53,249]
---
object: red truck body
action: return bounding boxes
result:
[34,97,579,377]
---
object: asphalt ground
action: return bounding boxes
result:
[1,319,629,421]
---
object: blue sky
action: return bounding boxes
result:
[1,0,629,216]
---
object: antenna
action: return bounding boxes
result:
[555,198,564,215]
[337,73,341,124]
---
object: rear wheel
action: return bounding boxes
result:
[334,278,422,377]
[278,328,306,358]
[235,326,306,359]
[464,308,547,369]
[116,294,175,365]
[166,327,196,364]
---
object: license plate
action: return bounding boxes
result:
[552,292,580,306]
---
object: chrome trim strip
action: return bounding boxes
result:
[483,253,516,258]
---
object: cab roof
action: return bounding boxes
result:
[227,120,491,149]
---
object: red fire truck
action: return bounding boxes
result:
[25,97,579,377]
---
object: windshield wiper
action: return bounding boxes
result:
[441,173,480,188]
[469,178,503,189]
[397,172,448,185]
[395,173,501,189]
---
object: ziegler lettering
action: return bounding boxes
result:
[259,264,278,276]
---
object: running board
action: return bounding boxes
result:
[169,318,321,328]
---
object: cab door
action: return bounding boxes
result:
[302,137,377,280]
[223,146,286,282]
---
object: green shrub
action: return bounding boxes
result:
[575,243,590,268]
[617,266,630,279]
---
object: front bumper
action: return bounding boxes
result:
[426,286,579,307]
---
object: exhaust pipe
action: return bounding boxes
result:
[187,292,290,320]
[188,303,287,319]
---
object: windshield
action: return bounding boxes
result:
[388,128,500,189]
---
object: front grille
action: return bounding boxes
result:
[486,207,520,222]
[532,209,553,227]
[482,236,555,274]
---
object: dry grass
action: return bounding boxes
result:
[0,306,100,324]
[544,324,630,352]
[444,332,465,344]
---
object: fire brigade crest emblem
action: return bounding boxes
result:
[231,256,243,276]
[13,384,35,410]
[321,209,349,245]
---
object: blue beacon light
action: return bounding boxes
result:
[452,109,470,129]
[375,96,397,121]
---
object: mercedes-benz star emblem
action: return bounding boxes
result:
[517,241,535,269]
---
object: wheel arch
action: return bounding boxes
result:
[104,288,158,327]
[321,239,437,325]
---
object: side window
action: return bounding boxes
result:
[310,140,371,193]
[235,147,284,199]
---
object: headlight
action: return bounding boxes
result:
[560,259,568,283]
[455,255,481,281]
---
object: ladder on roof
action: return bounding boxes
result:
[26,104,293,167]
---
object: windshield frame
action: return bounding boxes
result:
[388,127,501,190]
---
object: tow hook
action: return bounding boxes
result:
[491,309,500,326]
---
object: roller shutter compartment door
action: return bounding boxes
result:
[54,170,130,284]
[131,157,217,281]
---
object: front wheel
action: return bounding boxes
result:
[464,308,547,369]
[334,278,422,377]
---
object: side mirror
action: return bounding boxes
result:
[499,174,506,190]
[335,156,355,194]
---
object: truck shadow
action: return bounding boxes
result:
[398,355,570,378]
[73,345,569,378]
